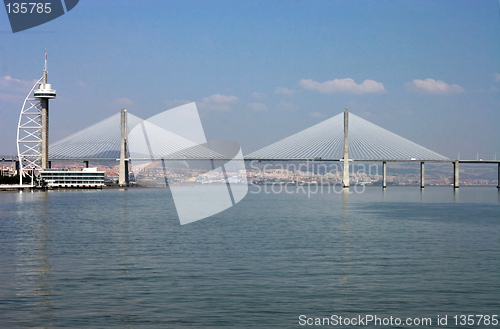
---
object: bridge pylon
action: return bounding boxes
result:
[118,108,129,187]
[342,108,349,188]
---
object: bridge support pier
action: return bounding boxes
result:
[497,163,500,189]
[453,161,459,188]
[119,108,129,187]
[342,108,349,188]
[420,162,425,188]
[382,161,387,188]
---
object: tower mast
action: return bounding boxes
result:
[34,50,56,170]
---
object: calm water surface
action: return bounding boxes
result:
[0,186,499,328]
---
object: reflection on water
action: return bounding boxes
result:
[454,187,459,203]
[342,187,349,218]
[34,193,53,328]
[340,188,352,301]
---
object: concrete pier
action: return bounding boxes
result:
[342,108,349,188]
[453,160,459,188]
[41,98,49,170]
[382,161,387,188]
[498,163,500,189]
[420,162,425,188]
[118,108,129,187]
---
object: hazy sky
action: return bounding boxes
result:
[1,0,499,160]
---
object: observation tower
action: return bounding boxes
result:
[35,51,56,169]
[17,51,56,183]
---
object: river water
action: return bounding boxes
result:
[1,186,499,328]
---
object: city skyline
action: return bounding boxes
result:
[1,0,499,160]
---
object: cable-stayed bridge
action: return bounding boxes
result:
[245,112,448,161]
[50,109,447,161]
[49,109,230,161]
[43,106,500,189]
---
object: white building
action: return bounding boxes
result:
[39,168,105,188]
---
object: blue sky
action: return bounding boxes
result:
[1,0,499,159]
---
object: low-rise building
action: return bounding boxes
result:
[40,168,105,188]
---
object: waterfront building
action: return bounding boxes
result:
[39,168,104,188]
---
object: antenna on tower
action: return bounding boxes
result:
[42,49,48,85]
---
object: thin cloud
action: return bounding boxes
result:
[163,99,192,109]
[494,73,500,82]
[113,97,134,107]
[0,75,38,102]
[300,78,386,94]
[202,94,239,104]
[251,92,267,99]
[0,93,24,103]
[277,101,297,110]
[310,111,326,119]
[275,86,296,95]
[406,78,464,94]
[200,94,239,111]
[0,75,36,89]
[247,102,267,111]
